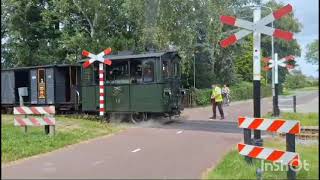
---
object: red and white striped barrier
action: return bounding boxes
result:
[82,48,112,116]
[14,106,55,115]
[14,116,55,126]
[220,4,293,48]
[238,143,300,166]
[99,63,104,116]
[238,116,300,134]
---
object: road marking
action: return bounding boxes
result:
[131,148,141,153]
[176,130,183,134]
[92,160,104,166]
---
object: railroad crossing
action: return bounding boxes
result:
[220,4,294,151]
[2,90,318,179]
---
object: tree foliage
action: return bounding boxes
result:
[1,0,303,89]
[305,39,319,65]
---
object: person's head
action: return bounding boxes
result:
[212,84,218,88]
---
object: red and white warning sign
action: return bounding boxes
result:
[238,116,300,134]
[82,48,112,116]
[220,4,294,48]
[237,143,300,166]
[263,55,295,69]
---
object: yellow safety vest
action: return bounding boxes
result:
[211,86,223,102]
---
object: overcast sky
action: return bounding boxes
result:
[263,0,319,77]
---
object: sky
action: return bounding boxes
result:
[263,0,319,78]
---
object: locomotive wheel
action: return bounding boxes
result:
[130,112,147,124]
[104,113,111,123]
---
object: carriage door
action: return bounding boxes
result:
[46,68,54,104]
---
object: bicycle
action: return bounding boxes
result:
[223,93,231,106]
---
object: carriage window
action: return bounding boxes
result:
[38,69,46,99]
[130,60,142,83]
[162,60,170,79]
[82,66,93,84]
[143,60,154,83]
[105,60,129,84]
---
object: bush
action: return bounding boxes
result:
[193,82,272,106]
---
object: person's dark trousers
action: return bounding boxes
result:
[213,101,224,119]
[211,98,216,118]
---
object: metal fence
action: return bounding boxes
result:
[278,95,296,113]
[182,89,196,108]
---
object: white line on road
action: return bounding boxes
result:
[131,148,141,153]
[92,160,104,166]
[176,130,183,134]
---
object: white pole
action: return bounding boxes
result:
[99,63,104,116]
[252,6,262,144]
[275,53,278,84]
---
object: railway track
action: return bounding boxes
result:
[278,126,318,139]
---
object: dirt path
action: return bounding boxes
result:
[2,91,318,179]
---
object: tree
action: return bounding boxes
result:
[283,69,308,89]
[305,39,319,66]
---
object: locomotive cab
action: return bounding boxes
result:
[80,50,184,122]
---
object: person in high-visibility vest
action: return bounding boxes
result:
[210,84,224,120]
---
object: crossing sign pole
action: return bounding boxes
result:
[219,4,294,156]
[252,6,262,148]
[263,53,295,116]
[82,48,112,117]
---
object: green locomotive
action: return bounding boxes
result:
[79,50,185,123]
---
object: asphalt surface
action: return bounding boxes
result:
[2,90,318,179]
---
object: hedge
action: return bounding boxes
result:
[192,82,272,106]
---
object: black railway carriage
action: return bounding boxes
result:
[79,50,185,122]
[1,64,81,113]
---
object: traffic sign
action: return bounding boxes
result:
[263,55,295,70]
[219,4,294,158]
[220,4,293,48]
[82,48,112,68]
[81,48,112,116]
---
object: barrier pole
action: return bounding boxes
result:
[286,133,296,180]
[293,95,296,113]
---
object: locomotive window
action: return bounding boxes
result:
[173,62,179,77]
[162,60,170,79]
[130,60,142,83]
[143,60,154,83]
[93,63,100,85]
[105,60,129,84]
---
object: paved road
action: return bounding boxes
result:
[2,90,318,179]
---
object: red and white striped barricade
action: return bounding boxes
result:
[14,106,56,135]
[237,116,301,168]
[81,48,112,117]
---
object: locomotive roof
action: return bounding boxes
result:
[1,64,80,71]
[78,50,180,62]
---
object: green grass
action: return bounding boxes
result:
[1,114,126,163]
[204,138,319,179]
[264,112,319,126]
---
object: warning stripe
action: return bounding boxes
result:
[273,29,293,41]
[104,48,112,55]
[104,59,112,66]
[99,63,104,116]
[14,117,55,126]
[273,4,293,20]
[14,106,55,115]
[238,116,300,134]
[220,15,236,26]
[238,143,300,166]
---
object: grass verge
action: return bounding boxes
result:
[1,114,126,163]
[264,112,319,126]
[204,137,319,179]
